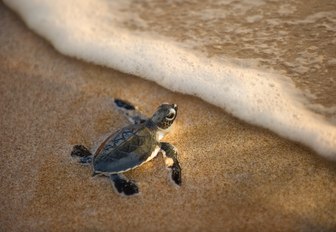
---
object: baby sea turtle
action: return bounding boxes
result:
[71,99,181,196]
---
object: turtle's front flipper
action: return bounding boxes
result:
[114,98,148,124]
[71,145,93,164]
[110,174,139,196]
[160,142,182,186]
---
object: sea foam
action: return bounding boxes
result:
[4,0,336,159]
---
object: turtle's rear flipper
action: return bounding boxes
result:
[110,174,139,196]
[161,142,182,186]
[71,145,92,157]
[71,145,93,164]
[114,98,148,124]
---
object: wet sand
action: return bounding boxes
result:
[1,3,336,232]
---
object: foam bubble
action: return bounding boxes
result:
[4,0,336,159]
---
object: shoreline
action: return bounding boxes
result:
[1,3,336,231]
[4,0,336,160]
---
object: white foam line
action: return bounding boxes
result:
[4,0,336,159]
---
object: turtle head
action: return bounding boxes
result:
[151,103,178,131]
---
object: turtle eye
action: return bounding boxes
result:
[166,112,175,120]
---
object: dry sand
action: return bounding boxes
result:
[1,3,336,231]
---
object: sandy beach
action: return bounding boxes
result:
[1,3,336,231]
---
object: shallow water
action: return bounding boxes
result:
[118,0,336,107]
[4,0,336,159]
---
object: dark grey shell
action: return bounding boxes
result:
[93,124,159,174]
